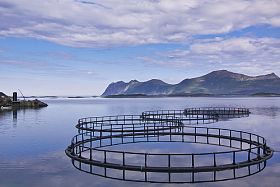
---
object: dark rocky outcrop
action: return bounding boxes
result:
[102,70,280,97]
[0,92,7,97]
[0,92,48,110]
[16,99,48,108]
[0,94,12,107]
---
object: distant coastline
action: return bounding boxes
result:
[16,93,280,99]
[2,91,280,101]
[103,93,280,98]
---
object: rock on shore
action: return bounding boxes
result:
[0,94,12,107]
[18,99,48,108]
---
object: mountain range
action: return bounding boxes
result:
[101,70,280,97]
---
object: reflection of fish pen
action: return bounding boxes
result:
[65,108,273,183]
[142,108,250,123]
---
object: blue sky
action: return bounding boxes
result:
[0,0,280,96]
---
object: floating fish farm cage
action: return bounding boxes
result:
[65,107,273,183]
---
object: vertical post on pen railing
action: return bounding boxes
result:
[194,127,197,143]
[145,153,147,168]
[123,152,125,180]
[192,171,194,183]
[248,149,251,162]
[249,133,252,149]
[79,144,82,158]
[168,154,171,171]
[230,130,232,147]
[133,122,135,142]
[263,142,267,155]
[207,128,209,144]
[104,151,107,164]
[169,124,172,141]
[213,153,216,167]
[144,153,147,181]
[75,136,78,154]
[218,129,221,145]
[90,147,92,161]
[214,170,216,181]
[147,126,149,141]
[110,123,113,145]
[157,126,160,141]
[100,123,102,147]
[192,154,194,168]
[122,117,124,144]
[240,132,242,149]
[203,114,205,123]
[191,154,195,180]
[154,121,156,135]
[144,122,146,138]
[182,127,184,142]
[81,131,84,144]
[93,118,95,137]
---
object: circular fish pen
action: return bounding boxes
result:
[65,107,273,183]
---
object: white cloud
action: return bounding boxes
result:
[0,0,280,47]
[190,37,279,54]
[141,37,280,75]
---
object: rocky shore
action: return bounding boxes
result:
[0,92,48,110]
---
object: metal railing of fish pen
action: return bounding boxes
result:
[65,107,272,183]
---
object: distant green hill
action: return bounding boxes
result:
[102,70,280,97]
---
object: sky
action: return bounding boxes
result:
[0,0,280,96]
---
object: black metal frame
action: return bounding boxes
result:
[65,107,273,183]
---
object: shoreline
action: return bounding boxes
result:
[23,95,280,99]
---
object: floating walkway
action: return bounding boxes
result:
[65,107,273,183]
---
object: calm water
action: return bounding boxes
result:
[0,97,280,187]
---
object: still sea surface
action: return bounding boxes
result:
[0,97,279,187]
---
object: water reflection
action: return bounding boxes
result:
[12,110,17,128]
[0,98,280,187]
[0,107,45,128]
[251,107,280,118]
[65,108,273,183]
